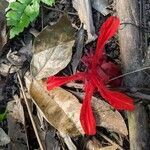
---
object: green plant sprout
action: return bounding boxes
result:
[0,110,7,122]
[6,0,55,38]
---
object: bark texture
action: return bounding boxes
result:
[116,0,149,149]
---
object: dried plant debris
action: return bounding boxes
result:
[91,0,110,16]
[0,60,18,76]
[85,137,102,150]
[71,27,85,73]
[0,128,10,146]
[7,50,27,66]
[59,132,77,150]
[31,16,76,80]
[45,130,61,150]
[7,96,28,149]
[19,40,33,60]
[72,0,97,42]
[25,76,84,137]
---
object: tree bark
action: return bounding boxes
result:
[116,0,149,149]
[116,0,143,87]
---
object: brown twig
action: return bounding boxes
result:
[17,73,45,150]
[108,66,150,82]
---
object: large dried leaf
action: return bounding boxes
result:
[25,76,84,137]
[73,0,97,43]
[92,97,128,136]
[31,16,75,80]
[71,92,128,136]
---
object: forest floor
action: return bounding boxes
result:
[0,0,150,150]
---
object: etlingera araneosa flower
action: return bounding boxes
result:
[47,16,135,135]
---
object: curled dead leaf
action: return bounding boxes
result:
[25,76,84,137]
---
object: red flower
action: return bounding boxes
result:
[47,16,135,135]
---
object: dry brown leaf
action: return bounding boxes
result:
[92,97,128,136]
[31,16,75,80]
[25,76,84,137]
[70,92,128,136]
[73,0,97,42]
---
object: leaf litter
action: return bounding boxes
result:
[0,0,142,149]
[72,0,97,43]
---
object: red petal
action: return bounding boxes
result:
[94,16,120,62]
[100,88,135,110]
[92,76,135,111]
[80,82,96,135]
[47,72,85,90]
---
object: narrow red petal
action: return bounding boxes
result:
[94,16,120,62]
[100,88,135,110]
[80,82,96,135]
[92,76,135,110]
[47,72,85,90]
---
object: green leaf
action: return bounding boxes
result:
[6,10,21,21]
[6,0,55,38]
[0,111,7,122]
[25,0,40,22]
[6,0,40,38]
[41,0,55,6]
[8,2,25,11]
[19,0,31,4]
